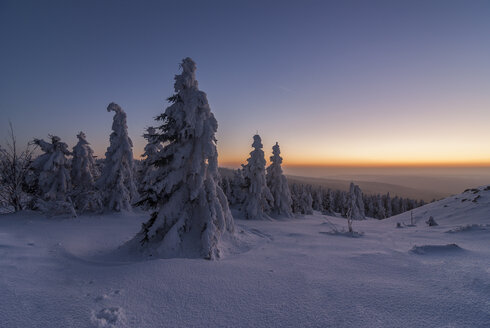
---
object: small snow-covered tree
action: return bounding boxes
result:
[385,192,392,218]
[229,168,246,206]
[266,142,292,217]
[400,198,408,213]
[346,182,365,232]
[220,176,231,200]
[312,188,324,212]
[292,184,313,215]
[97,103,138,212]
[290,183,301,213]
[30,135,75,216]
[71,132,102,213]
[374,194,386,219]
[132,57,234,259]
[340,191,348,217]
[366,195,376,217]
[136,127,163,210]
[300,185,314,215]
[392,196,400,215]
[322,189,335,215]
[242,134,274,220]
[347,182,365,220]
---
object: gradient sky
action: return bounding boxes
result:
[1,0,490,167]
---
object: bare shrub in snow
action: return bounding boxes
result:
[0,122,35,212]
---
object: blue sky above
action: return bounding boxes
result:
[1,0,489,166]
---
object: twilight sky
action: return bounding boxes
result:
[1,0,490,167]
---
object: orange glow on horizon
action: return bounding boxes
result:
[218,158,490,169]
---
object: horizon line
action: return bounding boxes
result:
[217,161,490,169]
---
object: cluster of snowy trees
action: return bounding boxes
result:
[0,57,426,258]
[222,172,425,220]
[220,135,293,220]
[0,103,139,216]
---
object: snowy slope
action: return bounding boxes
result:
[0,186,489,327]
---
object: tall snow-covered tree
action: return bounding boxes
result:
[97,102,138,212]
[71,132,102,213]
[30,135,75,216]
[132,57,234,259]
[136,127,164,210]
[266,142,292,217]
[242,134,274,220]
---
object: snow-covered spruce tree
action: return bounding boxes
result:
[385,192,392,218]
[323,189,335,215]
[97,103,138,212]
[300,185,314,215]
[266,142,292,217]
[391,196,400,215]
[312,188,324,212]
[70,132,102,213]
[242,134,274,220]
[135,127,163,210]
[30,135,75,216]
[229,168,246,206]
[346,182,364,232]
[374,194,386,219]
[347,182,365,220]
[340,191,348,217]
[292,184,313,215]
[290,183,301,213]
[133,57,234,259]
[220,176,231,201]
[354,184,365,219]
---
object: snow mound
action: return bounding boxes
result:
[319,230,364,238]
[91,307,126,327]
[446,224,490,233]
[410,244,464,255]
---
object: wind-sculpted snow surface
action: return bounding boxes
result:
[0,185,489,327]
[131,58,234,260]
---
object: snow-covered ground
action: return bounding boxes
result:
[1,186,489,328]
